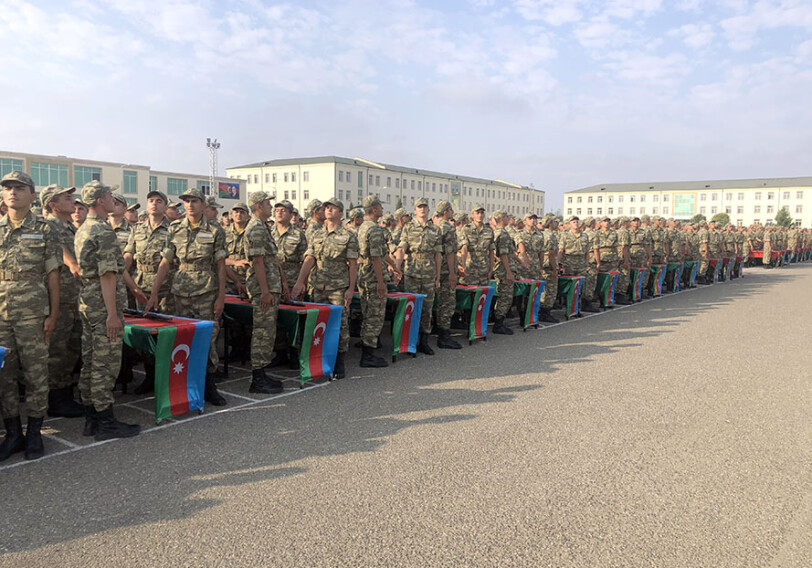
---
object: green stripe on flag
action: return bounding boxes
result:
[298,309,319,381]
[392,296,406,356]
[153,326,176,423]
[469,287,482,341]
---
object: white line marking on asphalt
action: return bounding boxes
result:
[217,390,263,402]
[42,433,80,449]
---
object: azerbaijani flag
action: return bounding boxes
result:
[666,262,683,292]
[0,346,5,369]
[518,279,543,329]
[649,264,666,296]
[124,314,213,423]
[298,303,343,380]
[597,271,619,307]
[459,285,494,341]
[708,259,721,283]
[390,293,424,356]
[557,275,584,318]
[630,268,647,301]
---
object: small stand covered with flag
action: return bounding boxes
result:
[731,256,745,279]
[721,257,732,281]
[388,292,425,362]
[557,275,585,319]
[647,264,667,297]
[629,267,648,302]
[597,271,620,308]
[516,279,544,330]
[683,260,699,288]
[665,262,684,293]
[708,259,722,283]
[455,285,494,344]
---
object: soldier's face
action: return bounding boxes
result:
[165,207,180,221]
[184,197,204,219]
[569,220,579,231]
[51,192,75,215]
[274,206,292,224]
[147,196,167,216]
[2,182,34,210]
[97,192,117,214]
[231,209,249,224]
[600,220,609,229]
[415,204,429,220]
[314,206,326,223]
[124,210,139,223]
[631,220,640,229]
[472,210,484,223]
[112,200,127,215]
[325,204,342,222]
[526,218,537,229]
[72,204,88,224]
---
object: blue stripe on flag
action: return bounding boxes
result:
[407,295,424,352]
[186,320,212,413]
[322,305,343,377]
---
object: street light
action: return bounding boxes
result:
[206,138,220,197]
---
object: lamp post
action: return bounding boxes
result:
[206,138,220,197]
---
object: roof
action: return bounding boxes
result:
[568,176,812,194]
[228,155,542,193]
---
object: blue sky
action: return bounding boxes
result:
[3,0,812,210]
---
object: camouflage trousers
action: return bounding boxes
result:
[561,257,586,278]
[584,263,598,302]
[402,276,435,333]
[358,281,386,349]
[435,276,456,329]
[461,269,489,287]
[0,315,49,418]
[249,297,278,370]
[493,269,513,319]
[762,244,772,265]
[78,305,122,412]
[310,288,350,353]
[540,266,558,309]
[175,292,220,373]
[48,300,82,389]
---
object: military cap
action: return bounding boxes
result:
[435,200,452,215]
[583,216,594,226]
[127,202,140,212]
[322,197,344,211]
[471,203,485,213]
[147,190,168,204]
[179,188,205,202]
[247,190,272,209]
[232,202,249,212]
[563,215,579,224]
[31,206,42,216]
[600,215,610,222]
[394,207,409,219]
[630,215,640,221]
[205,195,223,208]
[524,212,538,220]
[640,214,650,223]
[274,199,294,212]
[0,171,34,189]
[454,211,468,223]
[292,208,299,216]
[110,192,128,206]
[305,199,323,217]
[540,215,555,228]
[138,211,148,221]
[168,201,183,209]
[492,209,507,221]
[348,207,364,220]
[381,214,394,224]
[81,180,112,206]
[415,197,429,207]
[362,195,382,208]
[39,184,75,209]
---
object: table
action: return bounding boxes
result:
[665,262,684,292]
[647,264,667,297]
[708,259,722,283]
[488,279,545,330]
[455,285,495,343]
[629,267,648,302]
[224,296,343,384]
[683,260,699,288]
[597,271,620,308]
[557,275,585,319]
[123,314,213,423]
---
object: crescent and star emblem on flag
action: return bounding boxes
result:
[171,344,191,374]
[312,322,327,346]
[404,300,414,321]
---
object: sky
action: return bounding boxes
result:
[2,0,812,210]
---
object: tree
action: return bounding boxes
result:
[775,207,793,228]
[711,212,730,226]
[691,213,706,223]
[348,201,355,210]
[396,197,403,210]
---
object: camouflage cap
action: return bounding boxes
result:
[471,203,485,213]
[231,202,249,212]
[178,188,205,202]
[274,199,294,212]
[323,197,344,211]
[138,211,148,221]
[205,195,223,208]
[292,208,299,216]
[146,190,168,204]
[631,215,641,222]
[381,214,394,224]
[454,211,468,223]
[492,209,508,221]
[524,212,538,220]
[348,207,364,220]
[541,215,556,228]
[127,202,141,211]
[640,214,650,223]
[435,200,452,216]
[247,191,272,209]
[362,195,382,208]
[111,192,128,206]
[39,184,75,209]
[583,216,594,226]
[600,215,611,222]
[394,207,409,219]
[0,171,34,189]
[415,197,429,207]
[563,215,579,224]
[81,180,112,206]
[305,198,323,217]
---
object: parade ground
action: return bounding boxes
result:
[1,265,811,567]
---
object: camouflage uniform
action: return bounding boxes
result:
[0,212,61,418]
[244,214,282,370]
[540,222,559,309]
[357,217,387,349]
[111,218,133,253]
[596,226,621,272]
[558,228,588,276]
[697,225,710,274]
[398,217,442,333]
[460,222,494,286]
[125,217,175,313]
[627,226,650,267]
[583,224,599,302]
[493,222,519,319]
[435,215,458,331]
[273,223,307,291]
[305,220,324,294]
[516,226,544,280]
[224,223,247,295]
[616,221,631,296]
[75,212,127,412]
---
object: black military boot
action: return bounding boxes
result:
[581,299,600,313]
[267,348,290,368]
[436,329,462,349]
[94,407,141,441]
[539,308,559,323]
[204,373,227,406]
[83,405,97,437]
[417,332,435,355]
[249,368,284,394]
[0,416,25,462]
[134,362,156,395]
[360,345,389,367]
[24,416,44,460]
[333,352,347,379]
[47,386,84,418]
[492,317,513,335]
[614,293,632,305]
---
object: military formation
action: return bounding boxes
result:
[1,170,809,462]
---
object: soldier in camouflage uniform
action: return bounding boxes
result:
[304,199,325,297]
[454,212,469,250]
[346,207,364,234]
[516,213,543,280]
[204,195,223,222]
[491,210,519,333]
[74,181,141,442]
[390,208,411,255]
[538,215,560,322]
[72,198,88,229]
[0,172,62,461]
[706,220,724,279]
[356,195,395,367]
[293,198,358,379]
[459,204,494,286]
[595,216,631,306]
[146,188,228,406]
[395,197,442,354]
[696,221,711,281]
[559,216,599,313]
[582,217,602,307]
[433,200,462,349]
[241,191,285,393]
[40,184,85,418]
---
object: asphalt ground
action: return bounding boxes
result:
[1,265,811,567]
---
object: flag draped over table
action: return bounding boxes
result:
[708,259,721,283]
[666,262,683,292]
[517,279,543,329]
[649,264,666,296]
[298,303,343,380]
[0,346,6,369]
[629,268,647,301]
[124,315,213,423]
[597,271,619,307]
[557,276,584,319]
[390,293,423,356]
[457,285,494,341]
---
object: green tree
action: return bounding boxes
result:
[349,201,355,210]
[396,197,403,210]
[775,207,793,228]
[711,212,730,226]
[691,213,706,223]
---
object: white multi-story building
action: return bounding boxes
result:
[564,177,812,227]
[226,156,544,217]
[0,150,245,208]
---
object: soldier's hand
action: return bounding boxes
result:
[106,313,122,341]
[391,268,402,285]
[435,277,441,290]
[623,261,630,270]
[457,265,466,278]
[282,283,291,300]
[376,280,387,298]
[133,288,148,306]
[214,297,225,320]
[292,282,304,300]
[236,282,248,297]
[43,314,57,343]
[143,295,158,315]
[260,291,274,312]
[448,272,457,289]
[344,288,354,307]
[70,265,81,280]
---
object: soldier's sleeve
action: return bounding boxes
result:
[244,224,267,258]
[213,225,228,263]
[124,227,137,255]
[433,229,443,254]
[43,222,62,275]
[304,236,316,258]
[162,226,177,262]
[397,225,410,252]
[297,229,308,257]
[347,231,360,260]
[558,233,566,252]
[445,228,458,256]
[96,228,122,276]
[368,226,385,258]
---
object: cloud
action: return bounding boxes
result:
[720,0,812,51]
[669,22,715,50]
[513,0,585,26]
[574,18,632,50]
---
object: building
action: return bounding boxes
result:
[564,177,812,227]
[0,150,245,208]
[226,156,544,217]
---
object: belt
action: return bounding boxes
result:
[179,261,211,271]
[138,262,161,272]
[0,270,42,282]
[280,261,301,268]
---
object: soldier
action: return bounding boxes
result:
[292,198,359,379]
[582,217,602,307]
[395,197,442,354]
[458,204,495,286]
[595,215,631,305]
[145,188,228,406]
[346,207,364,234]
[165,202,182,222]
[108,193,133,253]
[390,208,411,253]
[0,172,62,460]
[74,181,141,441]
[433,200,462,349]
[204,195,223,222]
[492,210,519,333]
[559,215,599,313]
[356,195,395,367]
[696,221,711,282]
[304,199,325,297]
[538,215,560,322]
[72,198,88,229]
[224,203,250,296]
[124,202,140,225]
[516,213,543,280]
[242,191,285,393]
[626,216,651,294]
[220,211,231,229]
[40,184,85,417]
[707,220,724,279]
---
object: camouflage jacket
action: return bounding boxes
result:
[437,219,457,278]
[273,223,307,287]
[627,227,650,254]
[356,218,387,285]
[596,228,620,261]
[398,218,442,281]
[542,229,558,269]
[224,224,248,284]
[584,228,598,264]
[461,223,495,277]
[558,229,588,258]
[516,228,544,275]
[47,214,80,304]
[125,217,174,293]
[110,218,133,254]
[162,216,227,297]
[74,212,125,311]
[244,214,282,297]
[650,226,667,257]
[305,224,359,291]
[493,227,519,276]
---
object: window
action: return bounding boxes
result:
[652,207,658,214]
[74,166,101,186]
[253,175,258,184]
[754,219,761,225]
[576,208,581,215]
[369,174,374,185]
[617,196,624,203]
[567,196,572,203]
[418,181,422,191]
[395,179,401,189]
[358,189,362,198]
[432,182,436,192]
[123,171,137,194]
[291,172,296,182]
[375,175,380,186]
[149,176,157,191]
[767,192,774,200]
[617,207,623,214]
[783,191,790,200]
[386,194,391,203]
[737,206,744,214]
[196,181,210,194]
[711,193,718,201]
[700,207,706,214]
[597,196,602,203]
[725,206,731,214]
[167,178,187,195]
[265,174,270,183]
[338,190,343,200]
[662,207,669,214]
[284,173,289,183]
[587,196,593,203]
[754,206,761,213]
[577,196,582,203]
[782,205,789,212]
[652,194,658,202]
[711,207,718,214]
[597,208,602,214]
[358,172,363,188]
[125,198,137,206]
[797,191,803,199]
[303,190,309,200]
[0,158,23,178]
[567,208,572,215]
[738,193,744,200]
[755,192,761,200]
[587,208,592,215]
[608,208,614,215]
[767,206,774,213]
[737,220,743,227]
[639,207,645,214]
[30,162,68,187]
[630,207,636,214]
[629,196,635,203]
[283,191,289,200]
[291,190,296,200]
[339,171,344,182]
[272,173,277,183]
[303,171,309,182]
[700,194,707,201]
[608,196,614,203]
[387,177,391,187]
[640,195,645,203]
[663,195,669,202]
[796,205,803,214]
[411,180,415,190]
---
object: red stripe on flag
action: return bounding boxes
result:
[400,298,415,354]
[474,290,486,338]
[307,308,332,381]
[168,324,197,416]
